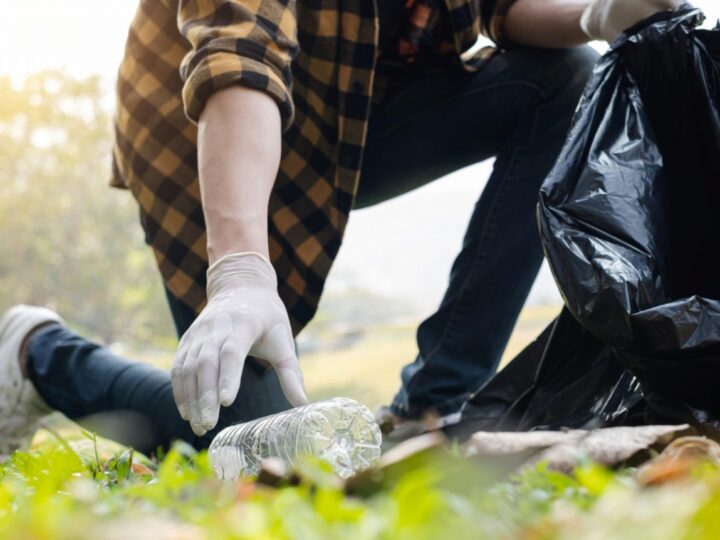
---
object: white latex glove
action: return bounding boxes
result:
[581,0,683,43]
[171,252,308,435]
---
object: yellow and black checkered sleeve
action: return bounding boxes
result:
[178,0,298,129]
[479,0,522,47]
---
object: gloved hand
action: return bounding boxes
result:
[581,0,682,43]
[171,252,308,435]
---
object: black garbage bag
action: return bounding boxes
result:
[452,6,720,437]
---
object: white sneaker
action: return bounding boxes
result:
[0,305,64,457]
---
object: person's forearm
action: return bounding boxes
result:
[504,0,592,48]
[198,86,282,264]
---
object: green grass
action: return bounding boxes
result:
[3,432,720,539]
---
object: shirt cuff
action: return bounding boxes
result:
[182,51,295,131]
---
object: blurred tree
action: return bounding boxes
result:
[0,71,175,346]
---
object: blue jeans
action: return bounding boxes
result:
[26,45,597,452]
[27,291,292,455]
[359,46,598,418]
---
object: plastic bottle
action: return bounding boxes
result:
[209,397,382,480]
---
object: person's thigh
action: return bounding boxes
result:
[356,46,598,208]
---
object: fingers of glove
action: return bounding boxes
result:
[181,343,204,435]
[218,333,251,407]
[634,0,678,20]
[196,343,221,432]
[256,324,308,407]
[171,340,192,421]
[582,0,678,42]
[276,359,309,408]
[615,0,680,28]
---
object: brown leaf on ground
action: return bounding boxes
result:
[130,462,154,476]
[636,436,720,486]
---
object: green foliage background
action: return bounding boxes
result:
[0,71,175,346]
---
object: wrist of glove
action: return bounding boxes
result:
[171,252,308,436]
[581,0,683,43]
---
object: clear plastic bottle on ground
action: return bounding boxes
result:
[209,397,382,480]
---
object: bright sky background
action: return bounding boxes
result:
[2,1,719,313]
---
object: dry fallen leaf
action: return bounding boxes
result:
[636,436,720,486]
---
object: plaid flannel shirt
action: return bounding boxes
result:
[111,0,519,334]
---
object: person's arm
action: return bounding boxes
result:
[170,0,307,436]
[198,86,281,263]
[503,0,682,48]
[172,85,308,436]
[504,0,591,48]
[179,0,297,259]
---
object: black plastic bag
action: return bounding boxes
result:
[453,6,720,436]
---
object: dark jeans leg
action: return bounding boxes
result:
[357,46,598,418]
[26,290,291,455]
